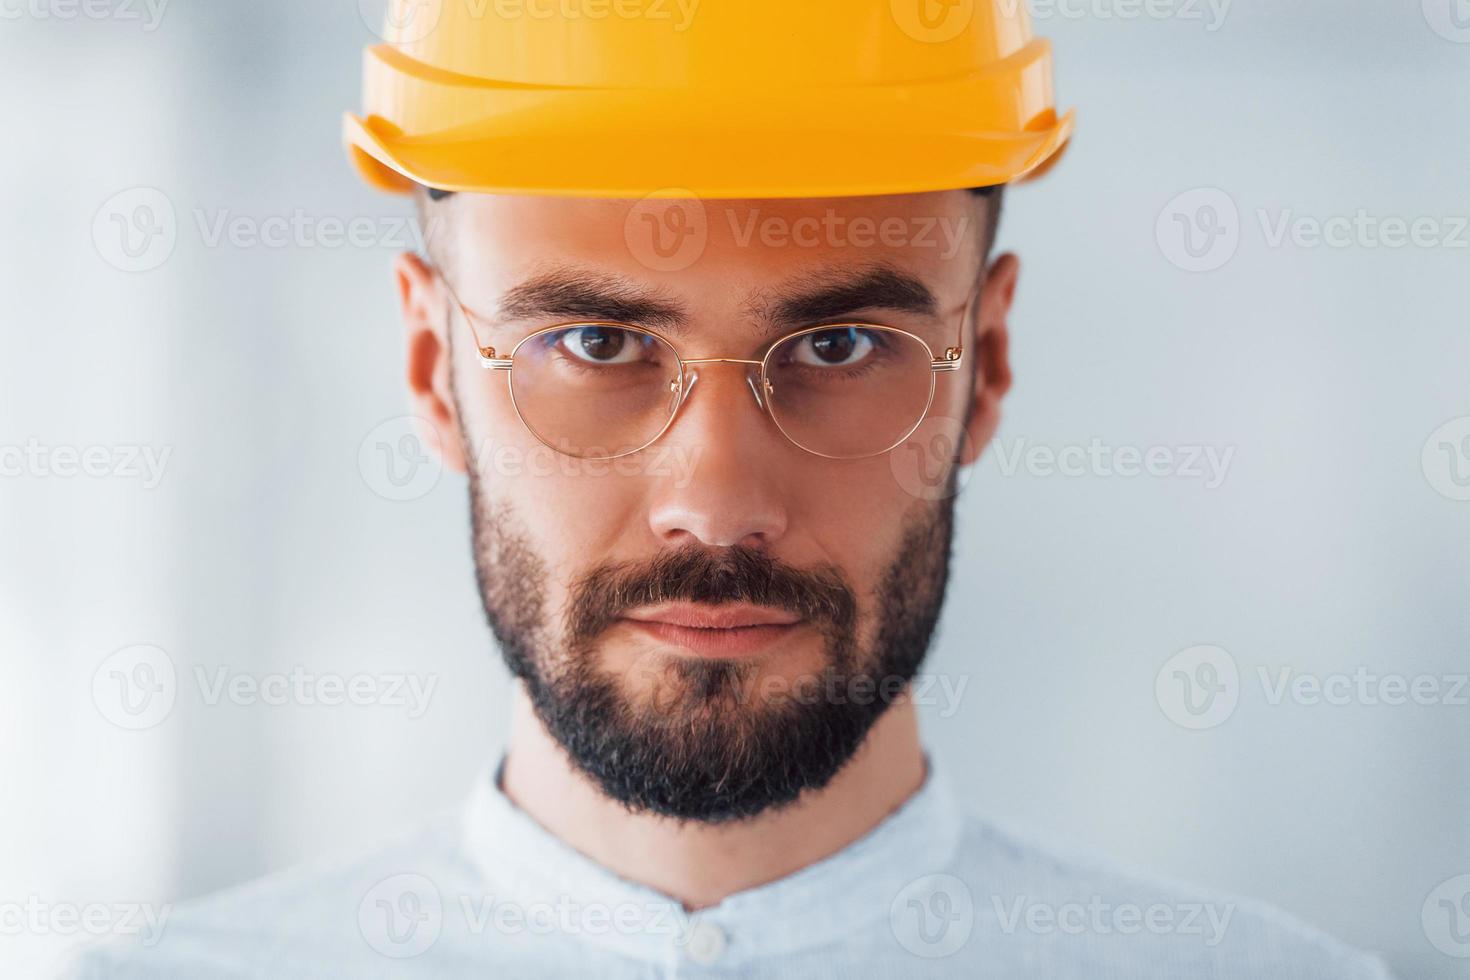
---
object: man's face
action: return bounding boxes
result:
[401,191,1012,822]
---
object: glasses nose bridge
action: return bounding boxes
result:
[678,357,770,414]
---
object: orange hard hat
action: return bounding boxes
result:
[345,0,1073,197]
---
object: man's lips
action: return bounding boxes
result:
[618,602,804,657]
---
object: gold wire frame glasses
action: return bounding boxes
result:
[439,273,975,462]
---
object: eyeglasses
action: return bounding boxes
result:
[440,274,975,461]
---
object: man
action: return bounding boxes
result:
[69,1,1391,977]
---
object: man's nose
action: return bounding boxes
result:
[644,363,789,550]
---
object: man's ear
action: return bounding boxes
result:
[396,251,467,474]
[957,251,1017,467]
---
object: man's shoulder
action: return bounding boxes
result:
[60,810,473,980]
[942,808,1392,979]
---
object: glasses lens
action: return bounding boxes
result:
[765,326,935,458]
[509,325,681,459]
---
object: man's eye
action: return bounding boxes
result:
[789,328,877,368]
[558,326,645,364]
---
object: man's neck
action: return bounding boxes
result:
[498,686,927,911]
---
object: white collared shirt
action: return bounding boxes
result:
[64,755,1392,978]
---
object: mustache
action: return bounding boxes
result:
[566,544,858,648]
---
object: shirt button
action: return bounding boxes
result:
[684,919,728,965]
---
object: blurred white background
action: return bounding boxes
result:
[1,0,1467,976]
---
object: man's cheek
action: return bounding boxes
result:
[885,414,972,503]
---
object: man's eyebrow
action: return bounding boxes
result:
[756,265,941,329]
[495,268,688,329]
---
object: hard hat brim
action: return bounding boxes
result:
[344,108,1073,199]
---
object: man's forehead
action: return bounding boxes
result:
[438,192,985,323]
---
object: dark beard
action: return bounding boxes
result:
[466,478,957,824]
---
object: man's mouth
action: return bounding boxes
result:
[618,602,805,657]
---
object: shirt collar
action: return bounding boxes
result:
[458,752,962,967]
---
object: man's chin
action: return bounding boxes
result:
[609,639,840,720]
[526,650,891,824]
